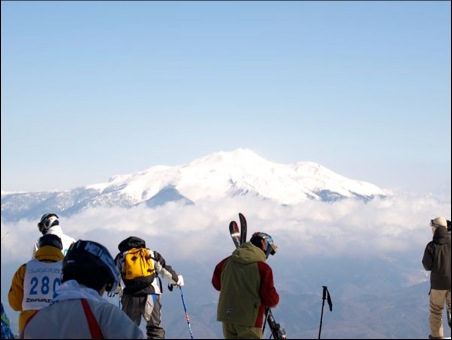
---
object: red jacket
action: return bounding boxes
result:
[212,242,279,327]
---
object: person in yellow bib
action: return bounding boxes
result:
[20,239,143,339]
[8,234,64,334]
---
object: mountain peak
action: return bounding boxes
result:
[187,148,269,167]
[1,149,389,221]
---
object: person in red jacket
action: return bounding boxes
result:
[212,232,280,339]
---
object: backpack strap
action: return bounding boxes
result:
[81,299,104,339]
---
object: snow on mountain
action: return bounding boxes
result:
[89,148,387,204]
[1,148,389,221]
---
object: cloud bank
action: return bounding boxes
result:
[2,190,450,265]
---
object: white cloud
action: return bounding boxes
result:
[1,190,449,338]
[2,191,449,266]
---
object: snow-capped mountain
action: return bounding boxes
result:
[1,148,389,222]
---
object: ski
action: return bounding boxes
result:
[239,212,247,245]
[228,213,286,339]
[265,307,287,339]
[229,221,241,248]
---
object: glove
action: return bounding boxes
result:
[176,275,184,287]
[108,285,123,298]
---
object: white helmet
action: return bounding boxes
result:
[37,213,59,234]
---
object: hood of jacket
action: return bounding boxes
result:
[34,245,64,262]
[230,242,266,265]
[433,226,450,245]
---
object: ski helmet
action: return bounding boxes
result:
[37,213,59,234]
[38,234,63,250]
[62,240,120,293]
[250,232,278,258]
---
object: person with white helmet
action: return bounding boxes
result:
[21,239,143,339]
[212,231,280,339]
[422,216,451,339]
[32,213,76,258]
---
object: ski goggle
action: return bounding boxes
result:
[84,241,120,292]
[37,213,59,232]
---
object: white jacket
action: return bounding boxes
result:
[21,280,143,339]
[32,225,76,257]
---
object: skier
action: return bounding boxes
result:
[1,302,15,339]
[112,236,184,339]
[32,213,76,257]
[212,231,280,339]
[8,234,64,334]
[422,216,451,339]
[20,239,143,339]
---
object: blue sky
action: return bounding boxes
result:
[1,1,450,194]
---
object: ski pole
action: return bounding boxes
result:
[318,286,333,339]
[318,289,326,339]
[179,286,194,339]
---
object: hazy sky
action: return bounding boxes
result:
[1,1,450,194]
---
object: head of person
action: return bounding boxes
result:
[38,234,63,251]
[250,232,278,259]
[430,216,447,234]
[62,240,120,294]
[37,213,60,235]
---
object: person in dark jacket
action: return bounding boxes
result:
[422,216,451,339]
[212,232,280,339]
[112,236,184,339]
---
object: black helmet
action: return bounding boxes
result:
[37,213,59,234]
[118,236,146,253]
[250,232,278,259]
[38,234,63,250]
[62,240,120,293]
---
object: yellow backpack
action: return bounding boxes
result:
[122,247,154,281]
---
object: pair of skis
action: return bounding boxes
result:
[229,212,247,248]
[228,213,287,339]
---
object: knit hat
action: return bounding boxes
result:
[430,216,447,228]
